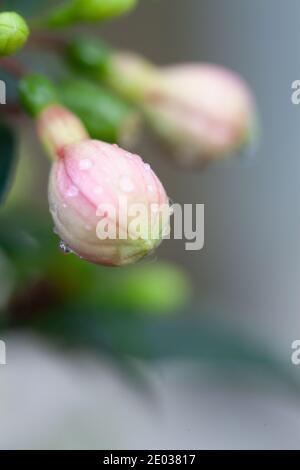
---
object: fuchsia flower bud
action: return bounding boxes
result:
[67,40,258,167]
[108,56,258,166]
[19,75,170,267]
[40,106,169,266]
[141,63,257,166]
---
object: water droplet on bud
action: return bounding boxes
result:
[120,175,135,193]
[66,185,79,198]
[79,159,93,170]
[59,240,72,254]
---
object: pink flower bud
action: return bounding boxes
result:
[48,138,170,266]
[104,53,258,167]
[141,64,257,166]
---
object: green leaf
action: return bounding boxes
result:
[0,124,16,205]
[58,78,140,145]
[18,75,58,118]
[42,0,137,28]
[34,305,300,393]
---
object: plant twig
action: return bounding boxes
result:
[0,57,25,79]
[28,31,69,53]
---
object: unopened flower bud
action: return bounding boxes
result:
[67,39,156,101]
[0,12,29,56]
[48,139,169,266]
[58,78,141,148]
[19,75,169,266]
[108,58,258,166]
[45,0,137,28]
[140,64,258,166]
[67,38,258,167]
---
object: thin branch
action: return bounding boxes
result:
[28,32,69,53]
[5,103,23,115]
[0,57,25,79]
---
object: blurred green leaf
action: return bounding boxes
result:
[41,0,138,28]
[47,258,191,314]
[0,211,191,314]
[0,213,298,393]
[58,77,141,146]
[0,124,16,205]
[33,305,300,392]
[0,211,57,284]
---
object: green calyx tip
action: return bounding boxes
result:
[18,75,58,118]
[0,12,29,57]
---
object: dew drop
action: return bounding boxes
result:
[120,175,135,193]
[59,240,72,254]
[66,185,78,198]
[79,158,93,170]
[147,184,155,193]
[144,163,151,171]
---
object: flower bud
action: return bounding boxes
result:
[48,139,169,266]
[141,64,258,166]
[45,0,137,28]
[0,12,29,56]
[19,75,169,266]
[107,57,258,166]
[58,78,141,148]
[66,39,258,167]
[67,39,155,101]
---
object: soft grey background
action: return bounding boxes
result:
[101,0,300,350]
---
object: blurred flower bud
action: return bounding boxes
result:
[48,138,170,266]
[106,57,258,166]
[67,38,155,101]
[141,64,258,166]
[0,12,29,56]
[67,38,258,167]
[45,0,137,28]
[58,78,141,148]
